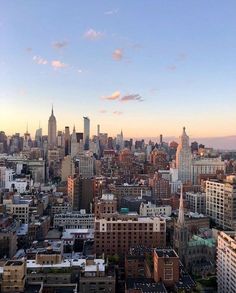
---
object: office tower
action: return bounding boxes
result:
[97,124,100,136]
[64,126,70,155]
[23,125,31,151]
[61,155,75,182]
[192,157,225,184]
[173,185,188,264]
[83,116,90,150]
[76,154,94,178]
[176,127,192,184]
[217,231,236,293]
[35,124,42,148]
[67,175,94,212]
[160,134,163,146]
[71,126,78,158]
[185,192,206,214]
[48,106,57,149]
[116,130,124,150]
[206,175,236,230]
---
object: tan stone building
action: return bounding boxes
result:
[2,260,26,293]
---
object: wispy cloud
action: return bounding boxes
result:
[84,28,104,40]
[26,47,32,53]
[120,94,144,102]
[150,88,158,94]
[113,111,123,115]
[99,109,108,113]
[33,55,48,65]
[112,48,123,61]
[77,69,83,74]
[177,52,188,61]
[104,9,119,15]
[167,65,177,71]
[102,91,120,101]
[52,41,68,49]
[51,60,67,69]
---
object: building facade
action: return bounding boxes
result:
[176,127,192,184]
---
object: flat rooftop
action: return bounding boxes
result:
[126,278,167,293]
[155,249,178,258]
[5,260,24,266]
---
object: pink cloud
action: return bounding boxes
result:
[112,48,123,61]
[51,60,67,69]
[102,91,120,101]
[84,29,104,40]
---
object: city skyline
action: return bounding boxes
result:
[1,1,236,141]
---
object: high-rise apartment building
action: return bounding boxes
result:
[48,106,57,149]
[206,176,236,230]
[176,127,192,184]
[83,116,90,150]
[217,231,236,293]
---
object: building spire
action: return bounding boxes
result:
[177,184,185,226]
[51,104,54,115]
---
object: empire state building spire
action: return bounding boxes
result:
[177,184,185,226]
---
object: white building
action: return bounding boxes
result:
[192,157,225,184]
[176,127,192,184]
[206,175,236,230]
[0,167,14,189]
[217,231,236,293]
[5,178,29,193]
[139,202,172,217]
[185,192,206,214]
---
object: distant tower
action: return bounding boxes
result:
[83,117,90,150]
[64,126,70,155]
[173,184,188,264]
[35,122,42,148]
[97,124,100,137]
[71,125,78,158]
[23,124,31,151]
[176,127,192,184]
[160,134,163,146]
[48,106,57,149]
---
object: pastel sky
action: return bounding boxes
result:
[1,0,236,140]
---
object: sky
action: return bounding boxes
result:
[0,0,236,143]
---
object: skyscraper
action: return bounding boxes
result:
[71,125,78,158]
[83,116,90,150]
[176,127,192,184]
[64,126,70,156]
[48,106,57,150]
[35,123,42,148]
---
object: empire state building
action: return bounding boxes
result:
[48,106,57,149]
